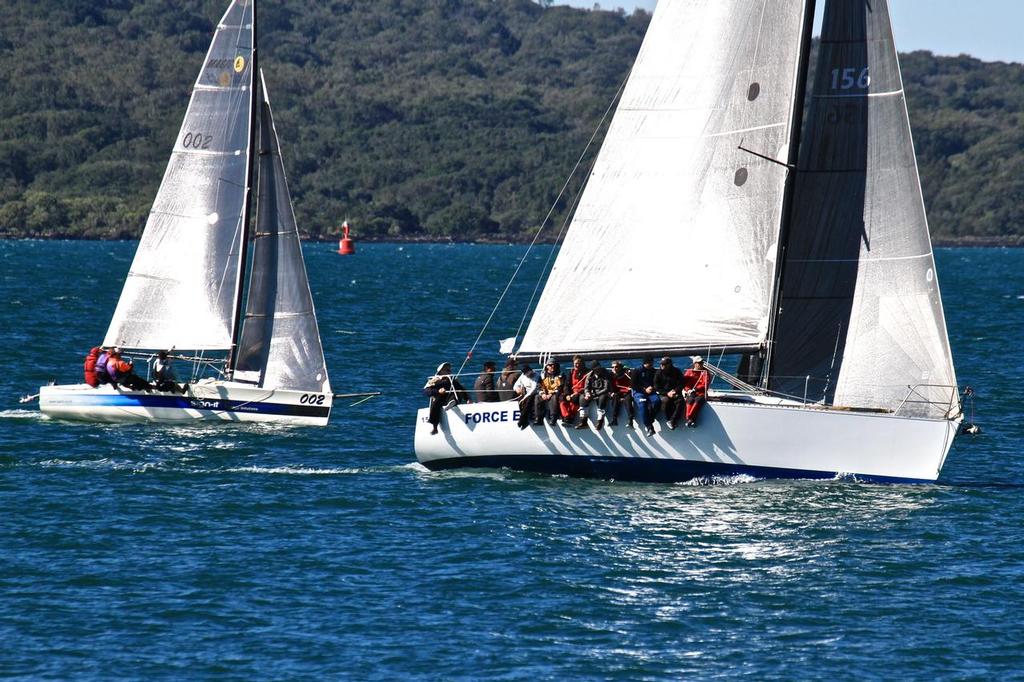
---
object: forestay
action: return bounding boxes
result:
[517,0,809,359]
[769,0,957,417]
[234,75,330,394]
[104,0,254,350]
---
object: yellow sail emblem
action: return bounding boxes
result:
[233,56,246,73]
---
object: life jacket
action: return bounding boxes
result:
[540,374,563,395]
[83,347,101,387]
[95,352,111,377]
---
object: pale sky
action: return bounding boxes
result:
[556,1,1024,64]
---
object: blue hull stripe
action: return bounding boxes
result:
[422,455,933,485]
[51,394,329,418]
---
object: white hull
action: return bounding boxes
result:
[415,396,960,483]
[39,379,332,426]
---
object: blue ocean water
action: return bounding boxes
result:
[0,241,1021,679]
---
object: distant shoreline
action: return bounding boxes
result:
[2,233,1023,247]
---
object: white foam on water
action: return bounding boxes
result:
[679,473,762,487]
[0,409,45,421]
[220,465,361,476]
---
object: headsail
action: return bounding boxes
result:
[517,0,811,359]
[104,0,254,350]
[769,0,957,417]
[235,72,330,394]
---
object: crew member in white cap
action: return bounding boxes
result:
[424,362,469,435]
[682,356,709,428]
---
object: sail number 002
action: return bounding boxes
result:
[830,67,870,90]
[300,393,326,405]
[181,132,213,150]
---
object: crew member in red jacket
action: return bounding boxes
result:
[682,356,710,428]
[560,355,587,426]
[83,346,102,387]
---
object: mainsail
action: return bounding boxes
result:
[234,74,330,393]
[517,0,811,358]
[104,0,254,350]
[769,0,957,417]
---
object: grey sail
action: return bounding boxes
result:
[769,0,957,417]
[104,0,254,350]
[516,0,810,359]
[235,73,330,394]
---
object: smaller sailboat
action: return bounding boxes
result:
[40,0,333,425]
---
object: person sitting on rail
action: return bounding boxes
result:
[579,359,612,430]
[83,346,102,388]
[94,347,113,387]
[424,362,469,435]
[682,356,710,428]
[608,360,634,427]
[560,355,587,426]
[537,361,564,426]
[655,356,686,429]
[473,360,500,403]
[513,365,539,429]
[497,358,520,402]
[111,357,153,392]
[631,355,661,437]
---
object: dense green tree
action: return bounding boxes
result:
[0,1,1021,244]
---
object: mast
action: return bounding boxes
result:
[227,0,258,376]
[760,0,817,388]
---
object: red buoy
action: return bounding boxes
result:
[338,221,356,255]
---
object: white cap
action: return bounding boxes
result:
[691,355,704,363]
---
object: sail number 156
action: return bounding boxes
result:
[830,67,870,91]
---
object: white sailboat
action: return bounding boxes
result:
[415,0,963,482]
[40,0,333,426]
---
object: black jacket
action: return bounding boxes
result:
[473,372,499,402]
[425,375,468,403]
[631,365,657,392]
[654,366,684,395]
[585,367,611,398]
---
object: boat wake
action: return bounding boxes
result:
[0,409,48,421]
[679,473,763,487]
[220,465,361,476]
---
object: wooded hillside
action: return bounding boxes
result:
[0,1,1021,243]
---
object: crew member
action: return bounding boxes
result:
[608,360,634,427]
[95,347,112,387]
[473,361,499,403]
[424,362,469,435]
[682,356,710,428]
[654,356,686,429]
[631,355,660,436]
[103,347,124,388]
[83,346,102,388]
[497,358,520,401]
[112,357,152,392]
[561,355,587,426]
[152,350,186,394]
[537,361,564,425]
[579,359,611,430]
[512,365,539,429]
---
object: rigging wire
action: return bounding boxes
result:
[456,69,633,378]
